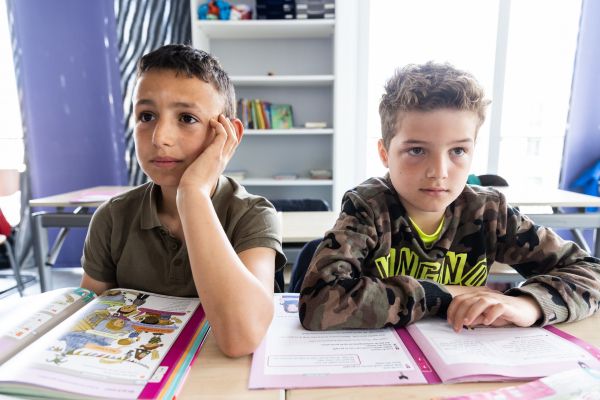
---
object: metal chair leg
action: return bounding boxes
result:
[3,239,23,296]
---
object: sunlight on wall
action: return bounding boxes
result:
[0,3,24,170]
[0,3,24,224]
[499,1,581,187]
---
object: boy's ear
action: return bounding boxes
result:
[232,118,244,142]
[377,139,389,168]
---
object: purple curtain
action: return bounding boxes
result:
[559,0,600,249]
[8,0,126,267]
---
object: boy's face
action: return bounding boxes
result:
[133,69,225,188]
[378,109,477,222]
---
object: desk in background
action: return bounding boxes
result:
[281,187,600,256]
[30,186,131,292]
[30,186,600,292]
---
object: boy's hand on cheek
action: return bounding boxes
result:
[446,289,543,332]
[178,115,240,197]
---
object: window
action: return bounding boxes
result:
[0,3,25,225]
[364,0,581,189]
[498,1,581,187]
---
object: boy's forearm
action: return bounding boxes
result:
[499,214,600,324]
[299,260,451,330]
[177,188,273,356]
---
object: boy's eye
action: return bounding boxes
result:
[180,114,198,124]
[407,147,425,156]
[451,147,467,156]
[139,112,155,123]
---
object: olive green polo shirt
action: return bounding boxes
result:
[82,176,286,297]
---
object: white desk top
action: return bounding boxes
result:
[287,312,600,400]
[29,185,600,209]
[29,185,600,245]
[12,291,598,399]
[29,186,131,207]
[497,186,600,207]
[281,211,338,243]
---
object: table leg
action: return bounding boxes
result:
[595,227,600,258]
[570,228,592,254]
[32,212,49,292]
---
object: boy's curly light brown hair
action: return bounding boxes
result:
[379,62,490,148]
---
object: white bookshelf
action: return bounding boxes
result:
[231,75,334,86]
[240,178,333,186]
[192,19,335,40]
[190,0,359,209]
[244,128,333,136]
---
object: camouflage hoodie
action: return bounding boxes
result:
[299,175,600,330]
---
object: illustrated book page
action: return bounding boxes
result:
[0,288,208,399]
[0,287,96,365]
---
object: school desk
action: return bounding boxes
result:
[30,186,600,292]
[0,289,281,400]
[280,187,600,257]
[285,311,600,400]
[2,290,599,400]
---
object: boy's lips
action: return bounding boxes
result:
[151,157,182,167]
[420,187,449,196]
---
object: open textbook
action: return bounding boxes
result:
[249,294,600,389]
[0,287,210,399]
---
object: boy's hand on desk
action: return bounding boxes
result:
[446,289,542,332]
[178,115,242,196]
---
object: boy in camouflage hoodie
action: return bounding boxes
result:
[299,62,600,332]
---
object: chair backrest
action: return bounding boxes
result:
[0,209,11,237]
[477,174,509,187]
[288,238,322,293]
[270,199,330,212]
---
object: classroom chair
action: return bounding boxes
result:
[271,198,330,291]
[0,210,24,296]
[0,169,36,297]
[467,174,509,187]
[288,238,322,293]
[478,174,509,187]
[269,198,330,212]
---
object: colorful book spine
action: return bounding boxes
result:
[138,306,210,399]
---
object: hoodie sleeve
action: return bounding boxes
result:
[298,190,452,330]
[495,197,600,325]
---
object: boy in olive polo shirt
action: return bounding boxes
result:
[80,44,286,357]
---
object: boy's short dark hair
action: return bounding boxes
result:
[137,44,236,118]
[379,62,490,148]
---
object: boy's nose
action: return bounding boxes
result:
[152,121,175,147]
[427,155,449,179]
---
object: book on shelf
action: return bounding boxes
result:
[0,287,210,399]
[249,294,600,389]
[254,99,267,129]
[238,98,293,130]
[256,0,296,20]
[270,104,294,129]
[250,99,259,129]
[261,100,272,129]
[238,98,249,129]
